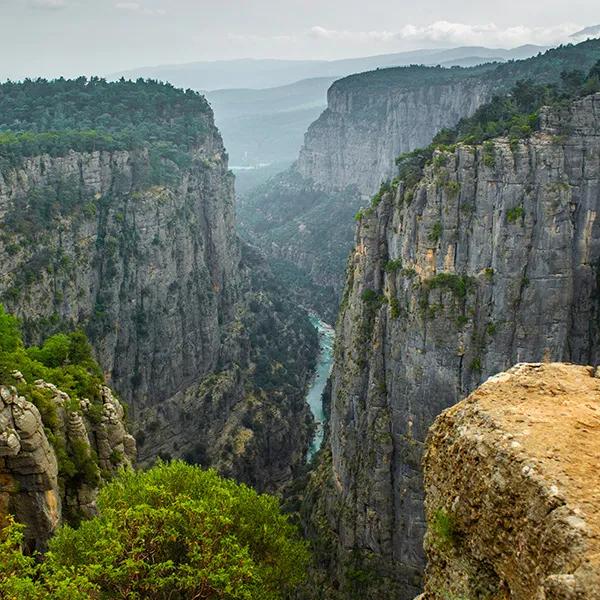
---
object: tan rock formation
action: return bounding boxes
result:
[0,381,136,550]
[423,363,600,599]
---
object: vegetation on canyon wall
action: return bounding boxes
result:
[389,61,600,201]
[0,304,108,489]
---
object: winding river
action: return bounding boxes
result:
[306,315,335,460]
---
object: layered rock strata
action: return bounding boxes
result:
[307,92,600,597]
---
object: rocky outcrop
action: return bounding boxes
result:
[0,381,135,550]
[0,99,318,492]
[422,363,600,600]
[307,92,600,597]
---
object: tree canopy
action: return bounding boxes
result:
[0,461,310,599]
[0,77,213,167]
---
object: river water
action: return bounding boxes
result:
[306,315,335,460]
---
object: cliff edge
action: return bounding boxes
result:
[423,363,600,599]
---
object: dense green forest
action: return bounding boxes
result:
[0,461,309,599]
[0,78,212,167]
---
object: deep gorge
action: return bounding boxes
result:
[1,37,600,600]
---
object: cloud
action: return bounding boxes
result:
[227,32,296,44]
[29,0,67,9]
[309,26,397,43]
[308,21,583,49]
[115,2,166,16]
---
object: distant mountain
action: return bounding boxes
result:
[111,45,547,92]
[112,44,547,178]
[571,25,600,40]
[205,77,335,120]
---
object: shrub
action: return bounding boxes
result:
[506,206,525,223]
[361,289,380,304]
[390,297,401,320]
[429,222,443,244]
[47,462,309,600]
[482,141,496,167]
[430,508,458,551]
[426,273,475,299]
[384,258,403,273]
[0,462,310,599]
[470,357,482,372]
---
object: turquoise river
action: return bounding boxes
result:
[306,315,335,459]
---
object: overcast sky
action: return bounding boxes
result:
[0,0,598,80]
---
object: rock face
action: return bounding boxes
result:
[0,140,237,412]
[298,74,493,196]
[240,40,600,319]
[0,382,135,550]
[423,363,600,600]
[240,70,495,318]
[308,92,600,597]
[0,104,318,491]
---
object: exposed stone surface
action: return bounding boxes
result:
[0,382,135,550]
[0,107,318,491]
[240,74,494,318]
[307,92,600,597]
[240,41,600,320]
[298,76,493,196]
[423,363,600,600]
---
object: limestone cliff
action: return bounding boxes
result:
[422,363,600,600]
[297,72,493,196]
[307,92,600,598]
[0,380,135,550]
[0,80,318,493]
[240,39,600,319]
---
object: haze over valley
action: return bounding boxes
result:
[1,2,600,598]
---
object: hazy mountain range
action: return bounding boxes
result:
[112,44,548,177]
[112,44,547,91]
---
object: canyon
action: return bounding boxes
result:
[240,40,600,319]
[1,38,600,600]
[0,80,318,495]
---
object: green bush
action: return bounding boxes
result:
[482,141,496,167]
[384,258,403,273]
[0,462,310,599]
[361,289,380,304]
[430,508,458,551]
[507,206,525,223]
[429,221,443,244]
[426,273,475,300]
